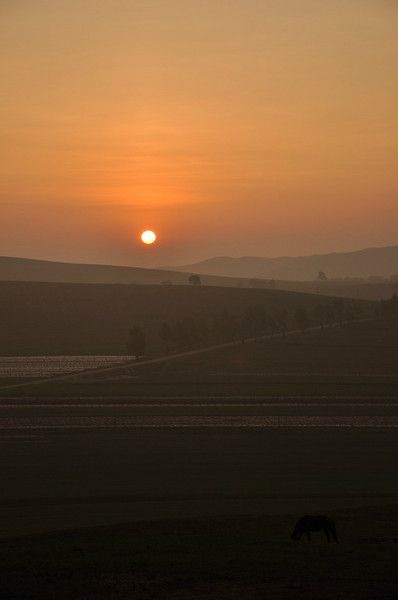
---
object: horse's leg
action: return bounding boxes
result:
[306,531,311,542]
[324,528,330,543]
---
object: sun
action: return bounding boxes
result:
[140,230,157,245]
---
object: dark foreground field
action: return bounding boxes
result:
[1,428,397,539]
[1,506,397,599]
[0,425,397,598]
[0,318,396,597]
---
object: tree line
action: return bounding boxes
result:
[379,293,398,319]
[127,297,367,357]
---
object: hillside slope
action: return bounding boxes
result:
[1,256,396,300]
[0,281,368,356]
[167,245,398,280]
[276,279,398,301]
[0,256,249,288]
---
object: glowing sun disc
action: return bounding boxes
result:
[141,230,157,245]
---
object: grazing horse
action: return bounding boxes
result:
[291,515,338,543]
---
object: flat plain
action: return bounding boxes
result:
[0,317,397,598]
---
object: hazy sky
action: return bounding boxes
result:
[1,1,397,266]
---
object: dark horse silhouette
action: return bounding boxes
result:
[291,515,338,543]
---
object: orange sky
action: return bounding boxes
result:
[1,1,397,266]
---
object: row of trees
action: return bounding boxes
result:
[303,297,364,329]
[159,306,290,352]
[127,297,366,356]
[379,294,398,319]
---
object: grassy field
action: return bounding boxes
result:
[1,506,397,599]
[0,318,397,598]
[0,319,396,536]
[0,427,397,533]
[10,316,396,399]
[0,281,371,356]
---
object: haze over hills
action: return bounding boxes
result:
[165,246,398,281]
[0,256,250,288]
[1,253,397,302]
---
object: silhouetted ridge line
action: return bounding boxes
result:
[165,245,398,280]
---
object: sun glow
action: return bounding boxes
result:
[140,230,157,245]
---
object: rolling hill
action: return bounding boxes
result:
[0,256,248,288]
[0,281,370,356]
[1,255,396,301]
[166,245,398,281]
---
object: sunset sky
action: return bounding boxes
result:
[1,1,397,266]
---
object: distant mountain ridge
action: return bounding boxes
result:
[164,246,398,281]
